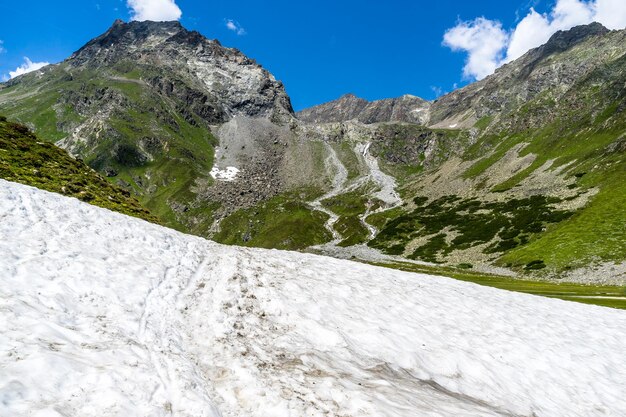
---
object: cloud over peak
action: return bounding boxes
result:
[9,57,50,80]
[444,0,626,81]
[127,0,182,22]
[443,18,508,80]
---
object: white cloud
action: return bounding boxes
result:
[443,17,508,80]
[127,0,182,21]
[444,0,626,80]
[9,57,50,79]
[505,0,594,62]
[593,0,626,30]
[225,19,246,35]
[430,86,444,97]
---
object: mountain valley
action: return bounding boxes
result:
[1,20,625,283]
[2,8,626,417]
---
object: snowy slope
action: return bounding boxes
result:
[1,179,625,417]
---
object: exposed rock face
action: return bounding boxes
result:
[296,94,368,123]
[530,22,610,64]
[297,94,431,125]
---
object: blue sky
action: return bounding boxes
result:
[1,1,625,110]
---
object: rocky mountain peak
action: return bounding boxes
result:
[72,20,189,62]
[541,22,609,55]
[90,20,180,43]
[332,93,369,106]
[66,20,293,121]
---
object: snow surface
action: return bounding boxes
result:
[1,179,625,417]
[209,166,239,181]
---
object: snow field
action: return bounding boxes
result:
[1,179,625,417]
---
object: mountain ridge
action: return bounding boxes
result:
[297,93,430,125]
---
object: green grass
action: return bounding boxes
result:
[214,189,332,250]
[321,187,369,217]
[368,260,626,310]
[0,117,157,222]
[333,142,362,181]
[462,133,523,179]
[365,206,405,230]
[334,216,370,247]
[474,115,493,131]
[499,165,626,270]
[0,90,68,141]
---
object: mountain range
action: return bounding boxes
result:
[1,20,625,282]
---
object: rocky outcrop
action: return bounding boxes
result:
[296,94,368,123]
[297,94,430,125]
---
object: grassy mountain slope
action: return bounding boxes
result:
[367,24,626,278]
[0,116,156,222]
[0,62,217,234]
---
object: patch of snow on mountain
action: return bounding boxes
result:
[1,179,625,417]
[210,166,239,181]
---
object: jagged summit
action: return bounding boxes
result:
[541,22,609,55]
[72,20,234,68]
[509,22,612,80]
[73,20,185,58]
